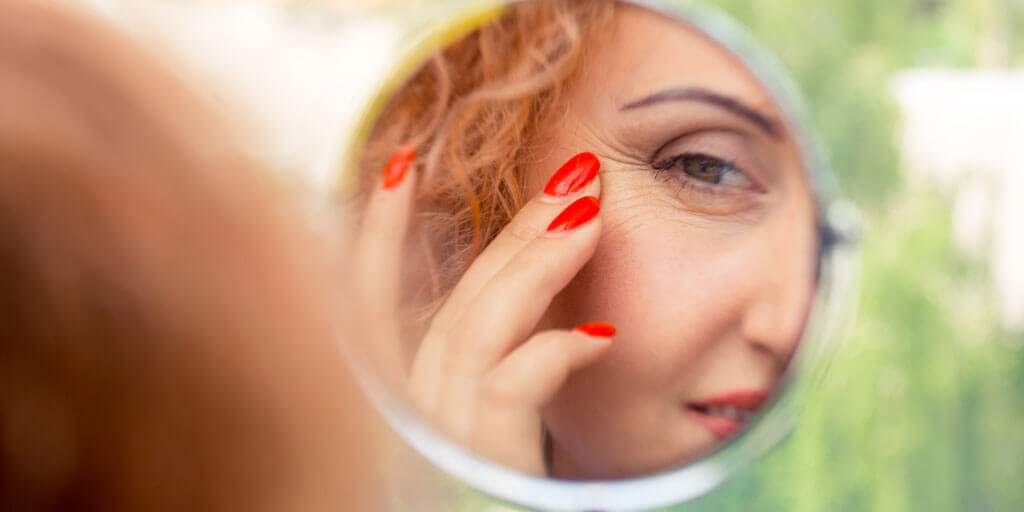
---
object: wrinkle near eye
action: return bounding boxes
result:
[601,168,768,234]
[599,186,673,240]
[601,187,754,243]
[565,117,651,165]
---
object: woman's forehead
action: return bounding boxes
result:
[581,4,775,113]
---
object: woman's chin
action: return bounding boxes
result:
[550,425,722,480]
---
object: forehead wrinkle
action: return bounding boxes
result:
[560,105,649,164]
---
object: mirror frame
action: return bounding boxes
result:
[336,1,862,510]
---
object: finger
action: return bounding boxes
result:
[351,145,418,381]
[445,195,603,375]
[483,325,615,410]
[436,325,615,476]
[354,145,417,302]
[429,151,602,333]
[410,152,601,407]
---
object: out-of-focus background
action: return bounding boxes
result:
[692,2,1024,509]
[688,1,1024,511]
[80,0,1024,510]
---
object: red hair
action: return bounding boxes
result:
[356,0,615,317]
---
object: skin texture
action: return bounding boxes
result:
[523,5,817,478]
[352,2,816,481]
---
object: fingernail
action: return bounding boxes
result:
[544,152,600,197]
[546,196,600,234]
[575,322,616,337]
[382,146,416,190]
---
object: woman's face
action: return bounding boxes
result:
[521,5,818,478]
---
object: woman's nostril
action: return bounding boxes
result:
[742,300,806,363]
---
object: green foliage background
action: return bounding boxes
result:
[674,0,1024,510]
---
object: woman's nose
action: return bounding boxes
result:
[740,223,818,366]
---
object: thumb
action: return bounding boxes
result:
[482,324,615,408]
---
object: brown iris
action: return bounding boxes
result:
[680,154,733,184]
[655,153,739,186]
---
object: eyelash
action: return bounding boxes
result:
[651,152,751,196]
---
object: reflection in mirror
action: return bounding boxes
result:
[342,0,819,481]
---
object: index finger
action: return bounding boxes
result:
[348,145,418,381]
[429,151,602,334]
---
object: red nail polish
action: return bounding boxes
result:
[575,322,616,337]
[547,196,600,233]
[544,152,600,197]
[382,146,416,190]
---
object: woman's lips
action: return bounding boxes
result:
[685,390,768,441]
[685,409,744,440]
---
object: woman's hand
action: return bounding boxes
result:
[351,150,614,475]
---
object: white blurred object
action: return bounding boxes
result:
[892,70,1024,330]
[106,1,402,194]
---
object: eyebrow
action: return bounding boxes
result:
[620,87,781,138]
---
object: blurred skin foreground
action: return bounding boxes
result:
[0,1,381,511]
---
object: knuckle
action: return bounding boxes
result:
[505,218,542,243]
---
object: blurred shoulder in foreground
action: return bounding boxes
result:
[0,1,383,510]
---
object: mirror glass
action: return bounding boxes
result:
[337,0,849,505]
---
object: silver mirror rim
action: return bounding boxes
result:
[336,1,862,510]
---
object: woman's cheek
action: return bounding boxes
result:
[573,202,755,371]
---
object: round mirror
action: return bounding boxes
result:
[337,1,858,509]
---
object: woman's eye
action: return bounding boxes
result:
[658,153,753,188]
[649,149,766,216]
